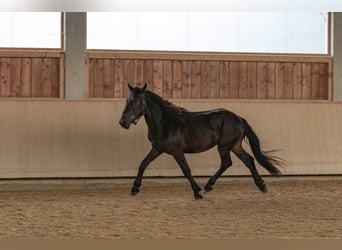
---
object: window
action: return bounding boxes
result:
[87,12,328,54]
[0,12,61,48]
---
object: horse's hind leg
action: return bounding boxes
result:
[232,144,267,193]
[204,146,232,192]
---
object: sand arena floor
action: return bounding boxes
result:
[0,176,341,239]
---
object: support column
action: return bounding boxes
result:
[333,12,342,101]
[64,12,87,100]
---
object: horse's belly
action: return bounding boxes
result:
[183,132,219,153]
[184,143,216,153]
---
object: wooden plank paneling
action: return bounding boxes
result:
[182,61,191,98]
[87,58,95,98]
[103,59,114,98]
[113,59,124,98]
[21,58,32,97]
[86,51,331,101]
[191,61,202,98]
[0,49,62,98]
[94,59,104,98]
[123,60,135,97]
[134,60,144,87]
[51,58,60,97]
[256,62,266,99]
[0,58,11,97]
[143,60,154,90]
[265,63,276,99]
[210,61,220,98]
[319,63,329,99]
[293,63,303,99]
[10,58,22,97]
[247,62,257,99]
[42,58,52,97]
[302,63,312,99]
[172,60,182,98]
[229,62,239,99]
[311,63,321,99]
[163,60,173,98]
[201,61,211,98]
[284,63,294,99]
[238,62,248,98]
[153,60,163,96]
[220,62,230,99]
[275,62,285,99]
[1,50,328,100]
[31,58,43,97]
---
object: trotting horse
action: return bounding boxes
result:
[119,83,284,199]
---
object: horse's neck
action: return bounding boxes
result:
[144,98,163,133]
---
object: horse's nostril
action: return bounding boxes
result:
[119,119,125,126]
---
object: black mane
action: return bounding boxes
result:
[145,90,188,123]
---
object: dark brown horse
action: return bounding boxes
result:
[119,83,284,199]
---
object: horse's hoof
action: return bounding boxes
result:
[195,194,203,200]
[204,184,213,193]
[131,188,140,196]
[259,183,267,193]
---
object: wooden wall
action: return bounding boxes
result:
[0,49,64,98]
[0,49,332,100]
[87,50,332,100]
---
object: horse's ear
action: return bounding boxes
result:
[141,83,147,92]
[128,83,134,92]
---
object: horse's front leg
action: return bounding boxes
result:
[131,148,162,196]
[173,152,202,200]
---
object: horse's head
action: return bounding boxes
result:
[119,83,147,129]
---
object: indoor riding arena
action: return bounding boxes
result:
[0,12,342,239]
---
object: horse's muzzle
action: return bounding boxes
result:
[119,119,130,129]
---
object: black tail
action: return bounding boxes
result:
[242,118,284,176]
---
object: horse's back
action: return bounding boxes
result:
[180,108,243,153]
[188,108,242,128]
